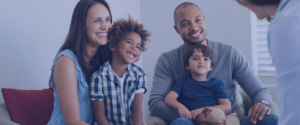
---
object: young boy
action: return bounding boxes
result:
[164,44,239,125]
[90,16,151,125]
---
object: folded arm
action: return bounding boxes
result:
[164,91,191,120]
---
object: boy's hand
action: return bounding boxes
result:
[196,107,223,125]
[178,105,192,120]
[191,108,203,122]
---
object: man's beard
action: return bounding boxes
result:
[183,32,206,46]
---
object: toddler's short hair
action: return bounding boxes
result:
[107,15,151,61]
[184,43,215,68]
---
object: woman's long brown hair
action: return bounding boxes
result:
[49,0,112,91]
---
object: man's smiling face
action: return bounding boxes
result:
[174,5,206,45]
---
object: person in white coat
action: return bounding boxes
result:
[236,0,300,125]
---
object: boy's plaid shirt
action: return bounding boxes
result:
[90,61,148,125]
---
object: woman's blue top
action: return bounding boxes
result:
[47,49,94,125]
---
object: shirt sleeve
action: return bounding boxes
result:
[171,77,184,96]
[231,46,272,105]
[268,11,300,124]
[135,88,145,94]
[148,53,181,122]
[90,72,104,101]
[136,75,148,94]
[214,80,228,99]
[149,54,175,102]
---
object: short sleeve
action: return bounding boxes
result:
[171,77,185,95]
[136,75,148,94]
[90,72,104,101]
[135,88,145,94]
[213,80,228,99]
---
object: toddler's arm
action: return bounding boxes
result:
[214,99,231,115]
[93,101,109,125]
[190,99,231,121]
[164,91,192,120]
[132,93,144,125]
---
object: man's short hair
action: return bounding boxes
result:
[173,2,202,25]
[184,43,215,68]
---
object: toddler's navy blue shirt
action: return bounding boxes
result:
[172,76,228,111]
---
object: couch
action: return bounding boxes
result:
[0,86,278,125]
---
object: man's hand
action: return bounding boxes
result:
[178,105,192,120]
[248,100,272,124]
[191,108,203,122]
[196,107,223,125]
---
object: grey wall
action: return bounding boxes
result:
[140,0,253,117]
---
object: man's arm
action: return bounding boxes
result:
[231,46,272,124]
[148,54,180,122]
[231,46,272,105]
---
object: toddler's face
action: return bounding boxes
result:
[186,49,212,76]
[111,32,141,64]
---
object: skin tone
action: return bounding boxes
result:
[85,3,112,62]
[174,4,272,125]
[94,32,144,125]
[164,49,231,125]
[186,49,212,81]
[174,5,208,51]
[53,3,111,125]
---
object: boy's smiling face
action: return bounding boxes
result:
[110,32,141,64]
[186,49,212,76]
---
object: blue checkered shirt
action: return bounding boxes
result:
[90,61,148,125]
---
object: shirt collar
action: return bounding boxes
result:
[276,0,290,13]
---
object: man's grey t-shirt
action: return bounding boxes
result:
[148,40,272,122]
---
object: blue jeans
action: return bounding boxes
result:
[170,118,193,125]
[240,114,278,125]
[170,114,278,125]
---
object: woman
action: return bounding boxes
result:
[47,0,112,124]
[236,0,300,125]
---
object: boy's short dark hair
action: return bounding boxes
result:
[184,43,215,68]
[107,15,151,61]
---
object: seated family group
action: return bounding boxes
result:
[47,0,278,125]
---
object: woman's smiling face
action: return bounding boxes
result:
[85,3,112,47]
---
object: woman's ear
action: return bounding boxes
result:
[209,67,213,71]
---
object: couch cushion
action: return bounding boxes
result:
[1,88,54,125]
[235,83,246,120]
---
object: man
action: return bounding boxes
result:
[148,2,278,125]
